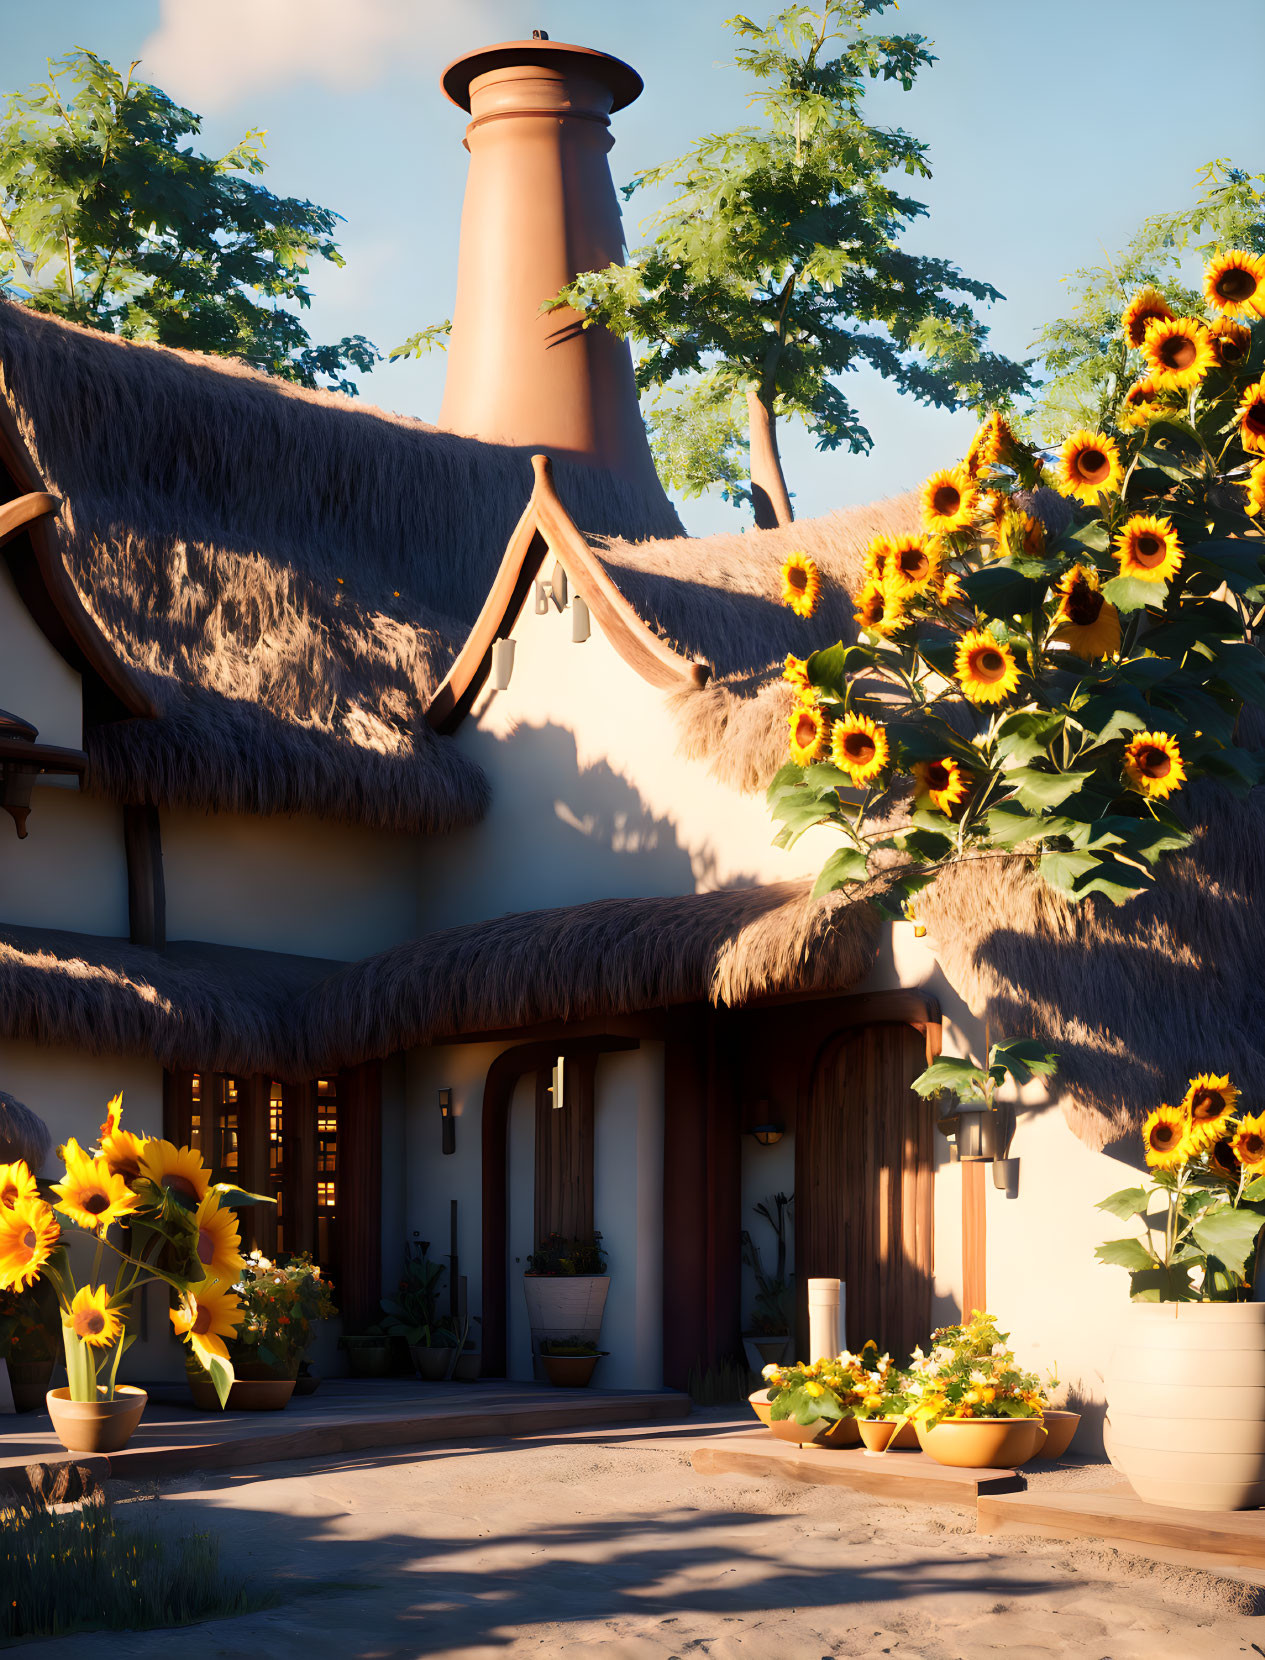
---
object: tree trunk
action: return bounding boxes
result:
[746,388,794,529]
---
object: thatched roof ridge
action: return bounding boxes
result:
[0,301,680,832]
[0,884,878,1078]
[0,1091,52,1171]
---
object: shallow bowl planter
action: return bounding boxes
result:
[542,1354,598,1388]
[916,1416,1045,1469]
[8,1357,54,1413]
[1038,1409,1081,1460]
[408,1343,454,1382]
[46,1386,146,1453]
[1105,1301,1265,1510]
[768,1413,861,1449]
[857,1418,919,1454]
[187,1367,296,1413]
[748,1388,773,1428]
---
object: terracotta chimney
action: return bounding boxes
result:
[438,35,666,498]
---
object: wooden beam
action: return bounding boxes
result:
[962,1158,987,1318]
[123,804,166,950]
[661,1013,710,1390]
[339,1061,383,1330]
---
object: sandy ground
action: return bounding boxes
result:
[21,1417,1265,1660]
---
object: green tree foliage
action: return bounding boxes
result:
[1028,161,1265,442]
[0,49,376,393]
[546,3,1029,525]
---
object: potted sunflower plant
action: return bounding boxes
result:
[1097,1071,1265,1510]
[0,1098,266,1452]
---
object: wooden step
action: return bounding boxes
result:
[690,1429,1023,1506]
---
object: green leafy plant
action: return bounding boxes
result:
[1096,1071,1265,1300]
[741,1191,794,1335]
[762,1341,889,1425]
[912,1038,1059,1111]
[542,1,1027,523]
[525,1232,608,1276]
[380,1242,454,1347]
[0,48,377,392]
[903,1311,1045,1424]
[227,1250,337,1376]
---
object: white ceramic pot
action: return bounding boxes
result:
[1105,1302,1265,1510]
[523,1274,609,1380]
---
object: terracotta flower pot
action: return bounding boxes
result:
[542,1354,598,1388]
[748,1388,773,1428]
[408,1343,454,1382]
[1039,1409,1081,1460]
[187,1368,295,1412]
[8,1357,54,1412]
[46,1386,146,1454]
[767,1413,860,1449]
[1106,1301,1265,1509]
[858,1418,899,1453]
[891,1419,920,1450]
[916,1416,1045,1469]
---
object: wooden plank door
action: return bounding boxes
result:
[797,1023,934,1359]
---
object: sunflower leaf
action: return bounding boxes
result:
[806,643,862,697]
[1102,574,1167,612]
[1190,1206,1265,1279]
[1038,848,1100,895]
[987,1038,1059,1083]
[961,565,1046,618]
[910,1057,990,1101]
[210,1183,275,1209]
[1062,851,1154,905]
[1127,1264,1196,1301]
[891,827,955,861]
[1007,764,1095,810]
[810,846,870,896]
[1095,1186,1150,1221]
[1094,1236,1157,1272]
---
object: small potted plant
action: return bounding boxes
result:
[381,1243,458,1380]
[902,1311,1047,1468]
[340,1324,393,1378]
[523,1233,608,1381]
[757,1350,878,1448]
[187,1251,336,1411]
[853,1349,919,1453]
[540,1336,607,1388]
[741,1194,793,1371]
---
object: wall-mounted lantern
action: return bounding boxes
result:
[491,637,516,691]
[548,1055,565,1109]
[439,1088,456,1155]
[936,1102,1004,1162]
[0,708,85,840]
[550,561,568,612]
[749,1123,784,1147]
[571,593,590,644]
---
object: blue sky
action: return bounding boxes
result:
[3,0,1263,534]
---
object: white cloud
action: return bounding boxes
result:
[141,0,501,111]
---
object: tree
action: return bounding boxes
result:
[0,49,376,394]
[1027,161,1265,442]
[545,2,1029,526]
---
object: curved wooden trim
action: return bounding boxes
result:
[427,452,709,734]
[0,735,87,776]
[0,397,156,724]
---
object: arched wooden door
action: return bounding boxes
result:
[797,1023,934,1359]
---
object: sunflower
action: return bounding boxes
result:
[1142,316,1215,391]
[912,757,971,817]
[999,510,1045,561]
[51,1140,141,1232]
[955,630,1020,704]
[1238,380,1265,454]
[1121,286,1174,350]
[920,468,978,535]
[885,535,940,595]
[788,699,829,767]
[1180,1073,1241,1150]
[967,410,1016,473]
[65,1284,123,1349]
[831,713,889,787]
[853,578,907,637]
[1122,731,1186,801]
[1232,1113,1265,1174]
[0,1159,39,1210]
[1203,249,1265,319]
[1058,430,1123,503]
[1209,317,1252,370]
[780,551,821,617]
[783,654,811,693]
[96,1095,144,1183]
[861,534,893,584]
[137,1138,211,1206]
[1142,1104,1192,1171]
[1120,377,1165,429]
[172,1280,243,1372]
[1113,513,1183,583]
[1206,1133,1242,1181]
[194,1192,245,1284]
[1246,460,1265,519]
[936,568,966,604]
[1050,566,1120,661]
[0,1197,60,1291]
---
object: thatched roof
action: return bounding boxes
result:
[0,301,681,833]
[0,1091,52,1171]
[0,884,878,1079]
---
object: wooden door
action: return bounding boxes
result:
[797,1023,934,1359]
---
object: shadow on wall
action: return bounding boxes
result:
[421,720,759,929]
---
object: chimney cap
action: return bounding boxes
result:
[441,38,643,114]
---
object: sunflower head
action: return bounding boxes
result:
[52,1140,142,1233]
[885,535,940,595]
[831,713,889,788]
[1122,731,1186,801]
[966,411,1017,474]
[1203,249,1265,319]
[1120,377,1165,429]
[1121,286,1174,350]
[1142,1104,1192,1170]
[137,1139,212,1207]
[1238,380,1265,454]
[912,756,971,817]
[0,1196,60,1292]
[920,467,978,535]
[66,1284,123,1349]
[1114,514,1183,583]
[1050,566,1120,661]
[172,1280,243,1371]
[955,630,1020,704]
[1232,1113,1265,1174]
[194,1191,245,1284]
[780,551,821,617]
[0,1159,38,1210]
[1245,460,1265,519]
[853,578,907,638]
[1180,1073,1240,1151]
[1206,1133,1242,1182]
[97,1094,145,1183]
[1142,316,1216,390]
[1209,318,1252,370]
[788,699,829,767]
[1058,430,1123,503]
[861,534,894,584]
[783,654,811,693]
[999,509,1045,562]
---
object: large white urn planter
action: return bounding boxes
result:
[523,1274,609,1381]
[1104,1302,1265,1510]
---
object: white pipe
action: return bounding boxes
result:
[807,1277,843,1361]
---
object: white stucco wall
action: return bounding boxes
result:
[0,788,129,935]
[592,1044,664,1389]
[0,559,82,750]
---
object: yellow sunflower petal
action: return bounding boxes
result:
[1050,566,1121,661]
[1245,460,1265,519]
[1232,1113,1265,1174]
[0,1160,39,1210]
[1142,316,1216,391]
[1238,379,1265,455]
[51,1140,141,1232]
[831,713,889,787]
[788,700,829,767]
[137,1138,212,1206]
[1204,249,1265,320]
[853,578,907,638]
[1113,514,1183,583]
[65,1283,123,1349]
[1121,287,1174,350]
[780,551,821,618]
[955,630,1020,704]
[1142,1103,1192,1170]
[1180,1074,1241,1150]
[920,468,978,535]
[194,1192,245,1284]
[912,757,970,817]
[0,1196,60,1291]
[1058,430,1123,504]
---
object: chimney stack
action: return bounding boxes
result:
[438,36,667,501]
